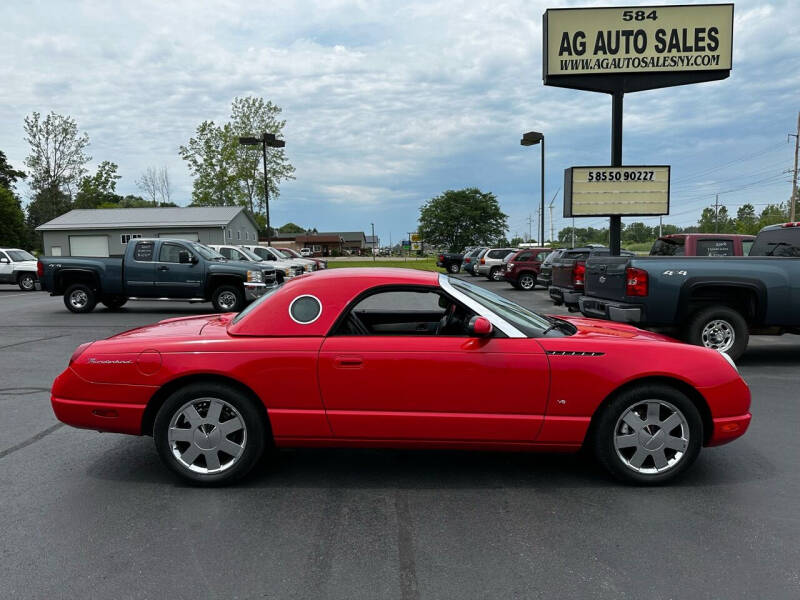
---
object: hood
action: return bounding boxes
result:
[109,314,232,340]
[553,315,679,343]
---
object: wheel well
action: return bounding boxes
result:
[684,285,759,323]
[583,376,713,446]
[206,275,244,298]
[58,270,100,295]
[17,271,35,281]
[140,374,271,439]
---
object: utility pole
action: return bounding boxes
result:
[527,214,533,243]
[790,111,799,222]
[714,194,720,233]
[371,222,376,261]
[548,200,554,245]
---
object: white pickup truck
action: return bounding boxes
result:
[0,248,39,291]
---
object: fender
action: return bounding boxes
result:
[55,267,102,295]
[677,277,767,323]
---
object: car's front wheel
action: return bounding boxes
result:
[63,283,97,313]
[18,273,36,291]
[211,284,244,312]
[518,273,537,291]
[101,296,128,310]
[153,382,267,486]
[591,384,702,485]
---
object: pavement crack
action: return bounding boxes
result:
[0,387,51,397]
[0,423,64,460]
[395,489,420,600]
[0,334,70,350]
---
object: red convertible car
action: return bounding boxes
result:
[51,268,750,485]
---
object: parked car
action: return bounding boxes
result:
[578,222,800,360]
[50,268,750,486]
[38,238,277,314]
[300,247,313,257]
[549,247,634,310]
[0,248,39,291]
[239,244,311,275]
[463,247,488,276]
[209,244,304,283]
[436,252,464,274]
[537,248,564,289]
[503,248,553,290]
[277,246,327,270]
[476,248,519,281]
[650,233,755,257]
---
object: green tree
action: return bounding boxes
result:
[23,111,90,197]
[735,203,759,235]
[509,236,525,247]
[622,222,653,244]
[418,188,508,252]
[0,187,26,247]
[180,97,295,213]
[757,203,788,230]
[278,222,306,233]
[0,150,26,190]
[73,161,122,209]
[698,205,734,232]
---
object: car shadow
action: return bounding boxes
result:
[738,340,800,367]
[84,437,772,490]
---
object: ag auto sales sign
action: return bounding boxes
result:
[544,4,733,77]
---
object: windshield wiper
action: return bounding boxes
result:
[541,316,571,336]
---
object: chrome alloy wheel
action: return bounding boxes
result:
[217,291,238,311]
[20,274,35,290]
[519,274,536,290]
[168,398,247,474]
[614,400,689,474]
[491,268,503,281]
[69,289,89,309]
[701,319,735,353]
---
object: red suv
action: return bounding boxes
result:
[503,248,552,290]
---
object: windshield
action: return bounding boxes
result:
[446,276,569,337]
[239,247,264,262]
[7,250,35,261]
[190,243,224,260]
[276,249,294,259]
[281,248,301,258]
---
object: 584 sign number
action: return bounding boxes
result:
[622,9,658,21]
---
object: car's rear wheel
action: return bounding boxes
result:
[101,296,128,310]
[489,267,503,281]
[685,305,748,361]
[153,382,267,486]
[63,283,97,313]
[592,384,702,485]
[18,273,36,291]
[448,263,460,274]
[518,273,537,291]
[211,284,244,312]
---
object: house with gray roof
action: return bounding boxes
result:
[36,206,259,257]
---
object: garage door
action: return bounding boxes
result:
[69,235,109,257]
[158,232,199,241]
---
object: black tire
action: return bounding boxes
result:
[211,284,245,312]
[63,283,97,313]
[153,382,267,486]
[517,272,537,291]
[685,305,748,361]
[489,267,503,282]
[17,272,36,291]
[591,384,703,485]
[469,269,477,277]
[448,263,460,274]
[101,296,128,310]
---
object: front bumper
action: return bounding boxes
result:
[244,282,276,301]
[579,296,643,323]
[549,285,581,306]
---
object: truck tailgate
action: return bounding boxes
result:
[550,258,577,288]
[584,256,632,302]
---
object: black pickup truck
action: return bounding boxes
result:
[548,246,634,310]
[436,252,465,273]
[578,223,800,359]
[38,238,277,314]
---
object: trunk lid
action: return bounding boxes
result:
[584,256,634,302]
[109,314,231,340]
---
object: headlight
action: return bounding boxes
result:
[282,268,290,276]
[720,351,739,373]
[247,270,263,283]
[507,263,514,268]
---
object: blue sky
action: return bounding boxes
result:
[1,0,797,245]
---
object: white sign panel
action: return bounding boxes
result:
[564,166,671,217]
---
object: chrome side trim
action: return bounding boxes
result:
[439,274,525,338]
[545,351,604,357]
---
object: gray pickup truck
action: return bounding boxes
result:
[38,238,277,314]
[578,223,800,359]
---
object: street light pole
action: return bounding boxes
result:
[239,133,285,247]
[371,222,376,262]
[521,132,545,246]
[262,140,271,246]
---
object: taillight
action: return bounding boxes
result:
[480,257,486,264]
[69,342,92,366]
[438,254,444,261]
[464,258,471,264]
[626,267,649,296]
[573,262,586,288]
[37,260,44,277]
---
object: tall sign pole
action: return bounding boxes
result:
[790,111,799,222]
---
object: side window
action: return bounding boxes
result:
[0,251,8,262]
[133,241,154,262]
[697,239,734,256]
[231,249,246,261]
[742,240,753,256]
[227,229,232,239]
[237,231,241,240]
[158,243,185,263]
[516,251,534,261]
[218,247,233,259]
[536,251,548,261]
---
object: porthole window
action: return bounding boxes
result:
[289,295,322,324]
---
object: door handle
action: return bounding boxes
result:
[158,266,169,271]
[334,356,363,368]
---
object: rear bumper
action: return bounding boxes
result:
[579,296,643,323]
[549,285,581,306]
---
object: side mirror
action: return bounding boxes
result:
[468,315,493,337]
[178,250,192,264]
[0,257,9,264]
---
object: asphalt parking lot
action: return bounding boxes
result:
[1,276,798,600]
